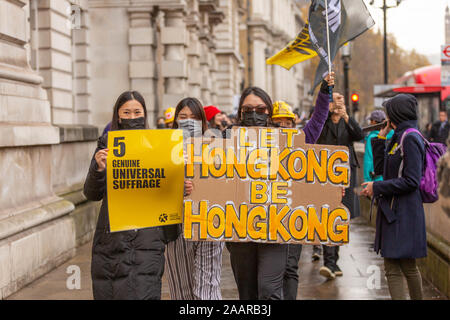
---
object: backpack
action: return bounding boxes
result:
[398,128,447,203]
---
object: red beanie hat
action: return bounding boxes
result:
[203,105,221,121]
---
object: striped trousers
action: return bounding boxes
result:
[165,235,224,300]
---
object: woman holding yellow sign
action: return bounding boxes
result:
[84,91,186,300]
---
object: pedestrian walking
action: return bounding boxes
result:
[164,97,225,300]
[316,92,364,280]
[364,110,394,182]
[362,94,427,300]
[84,91,171,300]
[429,110,450,146]
[225,72,335,300]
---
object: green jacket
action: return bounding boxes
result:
[363,129,394,182]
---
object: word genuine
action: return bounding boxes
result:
[111,159,166,189]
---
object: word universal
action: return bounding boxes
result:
[111,159,165,189]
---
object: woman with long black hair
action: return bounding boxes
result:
[84,91,189,300]
[225,73,335,300]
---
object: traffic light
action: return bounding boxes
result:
[351,93,359,113]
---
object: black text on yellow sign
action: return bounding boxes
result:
[107,130,185,232]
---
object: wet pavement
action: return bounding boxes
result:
[7,217,447,300]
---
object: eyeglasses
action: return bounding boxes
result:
[242,105,268,114]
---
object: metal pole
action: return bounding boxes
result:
[343,59,350,111]
[383,0,388,84]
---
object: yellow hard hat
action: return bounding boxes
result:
[164,107,175,124]
[272,101,295,119]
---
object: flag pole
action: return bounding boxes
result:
[324,0,334,102]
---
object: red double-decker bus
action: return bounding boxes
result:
[375,65,449,130]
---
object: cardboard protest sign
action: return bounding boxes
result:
[107,129,185,232]
[184,127,350,245]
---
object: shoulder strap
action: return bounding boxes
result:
[398,128,429,157]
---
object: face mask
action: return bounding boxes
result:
[118,117,146,130]
[241,111,269,127]
[177,119,203,139]
[157,123,165,129]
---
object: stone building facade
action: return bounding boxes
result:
[0,0,311,298]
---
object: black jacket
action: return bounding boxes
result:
[83,134,165,300]
[316,114,364,219]
[429,120,450,145]
[316,114,364,167]
[371,120,427,258]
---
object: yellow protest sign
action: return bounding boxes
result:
[184,127,350,246]
[107,129,185,232]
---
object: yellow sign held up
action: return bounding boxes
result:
[107,129,185,232]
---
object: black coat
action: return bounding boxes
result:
[429,120,450,145]
[371,120,427,259]
[83,134,165,300]
[316,115,364,219]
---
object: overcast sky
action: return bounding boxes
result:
[363,0,449,62]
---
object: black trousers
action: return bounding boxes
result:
[322,245,340,270]
[283,244,303,300]
[226,242,288,300]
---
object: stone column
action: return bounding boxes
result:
[161,7,188,109]
[186,2,202,101]
[72,0,91,124]
[215,0,243,113]
[0,0,76,299]
[128,7,157,125]
[36,0,75,124]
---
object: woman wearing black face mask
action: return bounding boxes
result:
[83,91,167,300]
[226,74,335,300]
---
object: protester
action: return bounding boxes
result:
[84,91,178,300]
[164,97,225,300]
[429,110,450,146]
[156,116,165,129]
[364,110,394,182]
[225,72,335,300]
[361,93,427,300]
[164,107,175,128]
[316,92,364,280]
[221,111,233,127]
[204,105,228,131]
[272,101,303,300]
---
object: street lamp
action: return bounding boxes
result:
[369,0,403,84]
[341,43,352,112]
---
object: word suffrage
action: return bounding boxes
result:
[107,130,185,232]
[184,127,351,245]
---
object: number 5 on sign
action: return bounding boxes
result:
[106,129,185,232]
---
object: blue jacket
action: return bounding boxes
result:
[371,120,427,259]
[363,129,393,182]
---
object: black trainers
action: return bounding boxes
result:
[319,266,336,280]
[333,265,343,277]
